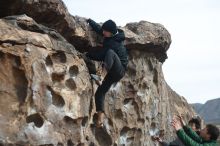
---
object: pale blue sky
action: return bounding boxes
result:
[63,0,220,103]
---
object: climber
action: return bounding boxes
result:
[154,115,201,146]
[171,115,219,146]
[85,18,128,127]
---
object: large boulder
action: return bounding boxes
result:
[0,14,194,146]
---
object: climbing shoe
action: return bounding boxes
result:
[90,74,101,86]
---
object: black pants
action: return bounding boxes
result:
[84,49,125,112]
[95,49,125,112]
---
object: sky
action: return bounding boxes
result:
[63,0,220,104]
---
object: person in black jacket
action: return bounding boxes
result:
[85,19,128,127]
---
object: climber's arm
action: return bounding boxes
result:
[87,19,103,35]
[177,129,203,146]
[86,49,106,61]
[183,125,202,143]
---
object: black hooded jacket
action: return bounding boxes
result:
[87,19,128,69]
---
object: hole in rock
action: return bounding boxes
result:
[13,55,21,67]
[89,96,94,118]
[45,55,53,66]
[67,139,74,146]
[26,113,44,128]
[12,66,28,103]
[52,91,65,107]
[141,82,148,89]
[48,86,65,107]
[153,69,158,84]
[0,51,4,59]
[137,118,145,125]
[89,142,95,146]
[120,127,130,136]
[51,51,67,63]
[69,65,79,77]
[81,117,88,127]
[149,122,160,137]
[127,137,135,143]
[57,142,64,146]
[124,98,133,105]
[120,127,141,145]
[148,59,154,71]
[65,78,77,90]
[114,109,123,120]
[64,116,77,125]
[51,72,65,82]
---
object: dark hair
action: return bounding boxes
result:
[206,124,220,141]
[188,118,201,130]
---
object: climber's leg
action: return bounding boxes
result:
[94,72,114,127]
[94,50,125,127]
[94,49,126,112]
[95,49,126,111]
[104,49,124,76]
[95,73,114,112]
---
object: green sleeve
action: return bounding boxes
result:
[177,129,204,146]
[87,19,103,35]
[183,125,203,143]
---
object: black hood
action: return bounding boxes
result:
[113,29,125,42]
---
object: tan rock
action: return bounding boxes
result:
[0,5,194,146]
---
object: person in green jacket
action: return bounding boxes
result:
[172,115,220,146]
[154,117,201,146]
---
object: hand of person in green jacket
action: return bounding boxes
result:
[172,117,183,131]
[177,114,186,127]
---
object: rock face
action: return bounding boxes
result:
[0,1,194,146]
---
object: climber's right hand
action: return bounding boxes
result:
[86,18,92,24]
